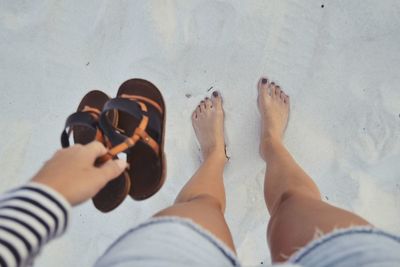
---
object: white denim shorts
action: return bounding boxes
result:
[94,217,241,267]
[289,227,400,267]
[94,217,400,267]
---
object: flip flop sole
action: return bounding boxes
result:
[72,90,130,212]
[117,79,166,200]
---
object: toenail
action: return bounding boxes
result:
[271,82,275,85]
[261,78,268,84]
[212,91,219,97]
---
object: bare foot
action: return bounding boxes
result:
[192,91,227,162]
[257,77,290,160]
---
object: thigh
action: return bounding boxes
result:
[154,195,236,252]
[267,191,371,262]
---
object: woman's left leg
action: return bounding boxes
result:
[154,92,235,251]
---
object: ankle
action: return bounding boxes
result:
[262,128,283,142]
[203,149,228,164]
[263,134,283,146]
[260,136,284,161]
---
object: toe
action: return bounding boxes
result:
[285,95,290,104]
[269,82,276,96]
[211,91,223,110]
[280,91,286,101]
[197,103,202,113]
[279,88,286,99]
[275,86,282,98]
[200,100,206,110]
[258,77,270,96]
[192,110,197,120]
[205,97,213,109]
[276,86,285,101]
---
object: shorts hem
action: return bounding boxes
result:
[99,216,241,266]
[288,226,400,263]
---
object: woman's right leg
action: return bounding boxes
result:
[257,77,371,262]
[154,92,235,252]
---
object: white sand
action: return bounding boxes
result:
[0,1,399,266]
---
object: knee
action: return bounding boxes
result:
[267,190,320,262]
[271,188,321,216]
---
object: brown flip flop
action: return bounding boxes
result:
[96,79,166,200]
[61,90,131,212]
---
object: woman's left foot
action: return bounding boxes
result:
[192,92,227,162]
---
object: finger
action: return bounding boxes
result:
[97,159,127,182]
[84,141,107,158]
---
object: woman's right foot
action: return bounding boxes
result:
[257,77,290,160]
[192,91,227,162]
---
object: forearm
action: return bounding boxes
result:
[0,182,71,267]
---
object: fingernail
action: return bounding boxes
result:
[261,78,268,84]
[116,160,127,170]
[212,91,218,97]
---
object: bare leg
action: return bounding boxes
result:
[257,77,371,262]
[154,92,235,251]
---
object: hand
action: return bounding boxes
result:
[32,141,127,206]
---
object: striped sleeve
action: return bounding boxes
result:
[0,182,71,267]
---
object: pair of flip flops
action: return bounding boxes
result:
[61,79,166,212]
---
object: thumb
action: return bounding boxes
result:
[85,141,108,158]
[97,159,127,182]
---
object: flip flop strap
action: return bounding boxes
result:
[61,112,103,148]
[120,94,163,114]
[81,105,101,119]
[97,98,161,164]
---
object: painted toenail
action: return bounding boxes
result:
[212,91,219,97]
[261,78,268,84]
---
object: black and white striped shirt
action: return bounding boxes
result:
[0,182,71,267]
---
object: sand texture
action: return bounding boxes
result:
[0,1,399,266]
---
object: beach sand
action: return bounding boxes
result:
[0,1,399,266]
